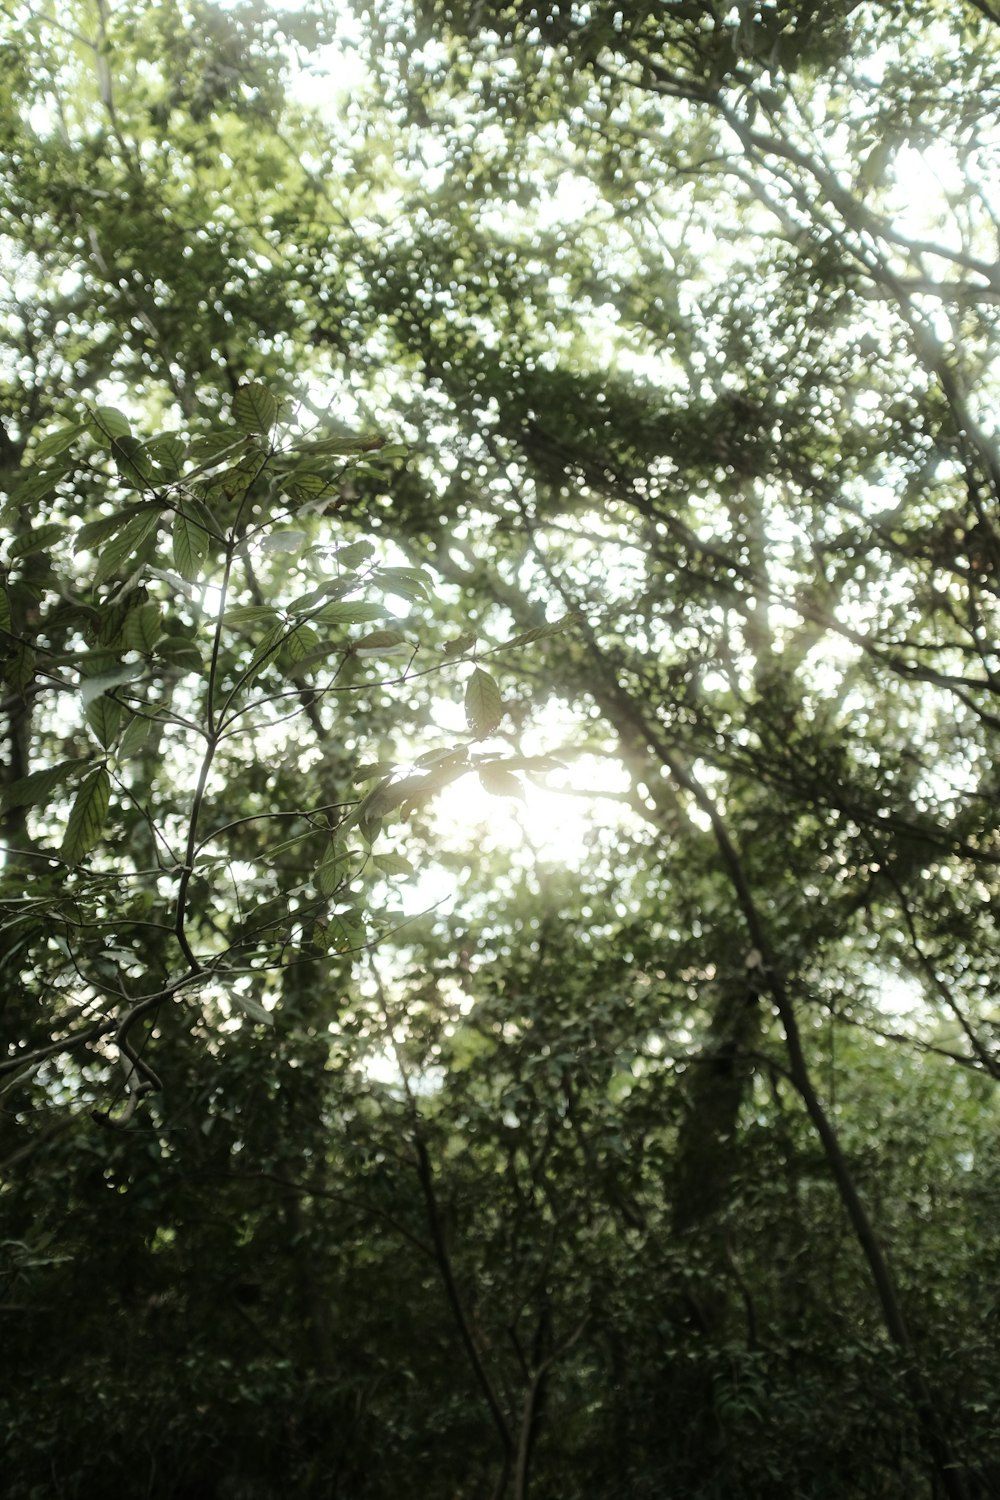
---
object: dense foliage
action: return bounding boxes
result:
[2,1,1000,1496]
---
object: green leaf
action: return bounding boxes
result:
[478,763,526,799]
[156,636,202,673]
[186,431,245,467]
[143,434,186,477]
[285,623,320,663]
[279,467,330,499]
[111,434,156,488]
[293,432,384,456]
[85,405,131,443]
[324,912,367,954]
[92,508,161,587]
[118,714,152,758]
[85,694,124,749]
[353,629,408,657]
[232,382,279,435]
[223,605,281,628]
[315,601,386,626]
[242,624,285,684]
[122,601,162,654]
[230,990,275,1026]
[336,540,375,570]
[441,631,478,660]
[1,759,82,811]
[7,523,68,561]
[261,528,307,554]
[76,508,143,553]
[315,848,348,897]
[374,565,431,600]
[61,765,111,862]
[5,643,36,694]
[0,589,10,634]
[373,851,415,878]
[32,423,82,463]
[500,612,584,650]
[352,762,396,783]
[172,505,211,582]
[465,667,503,738]
[414,745,469,770]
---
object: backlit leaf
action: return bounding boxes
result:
[173,505,210,582]
[353,628,408,657]
[231,991,274,1027]
[478,763,526,799]
[465,667,503,738]
[336,540,375,570]
[85,695,124,749]
[92,508,161,587]
[233,382,278,435]
[1,760,82,811]
[61,765,110,862]
[85,405,131,443]
[112,435,156,488]
[8,523,67,561]
[122,601,162,654]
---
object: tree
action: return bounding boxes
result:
[2,1,1000,1496]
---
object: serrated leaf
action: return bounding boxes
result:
[465,667,503,738]
[143,434,186,477]
[315,848,348,897]
[441,631,478,660]
[502,612,584,650]
[285,624,319,664]
[8,523,68,561]
[60,765,110,862]
[336,540,375,570]
[85,694,124,749]
[242,624,285,684]
[233,382,278,435]
[373,851,415,878]
[5,643,35,693]
[315,601,385,626]
[352,762,396,783]
[223,604,281,628]
[118,714,152,758]
[76,508,142,553]
[9,452,76,507]
[414,745,469,770]
[85,405,131,443]
[156,637,202,673]
[231,991,274,1026]
[279,468,333,503]
[32,423,82,463]
[261,529,307,554]
[353,629,408,657]
[121,601,162,654]
[324,913,367,954]
[294,432,383,456]
[478,764,526,799]
[111,434,155,488]
[172,506,210,582]
[92,508,161,587]
[374,565,431,600]
[366,775,427,819]
[1,759,82,811]
[367,764,465,819]
[186,431,244,467]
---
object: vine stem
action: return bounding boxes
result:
[174,543,235,971]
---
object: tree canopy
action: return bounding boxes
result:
[2,2,1000,1497]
